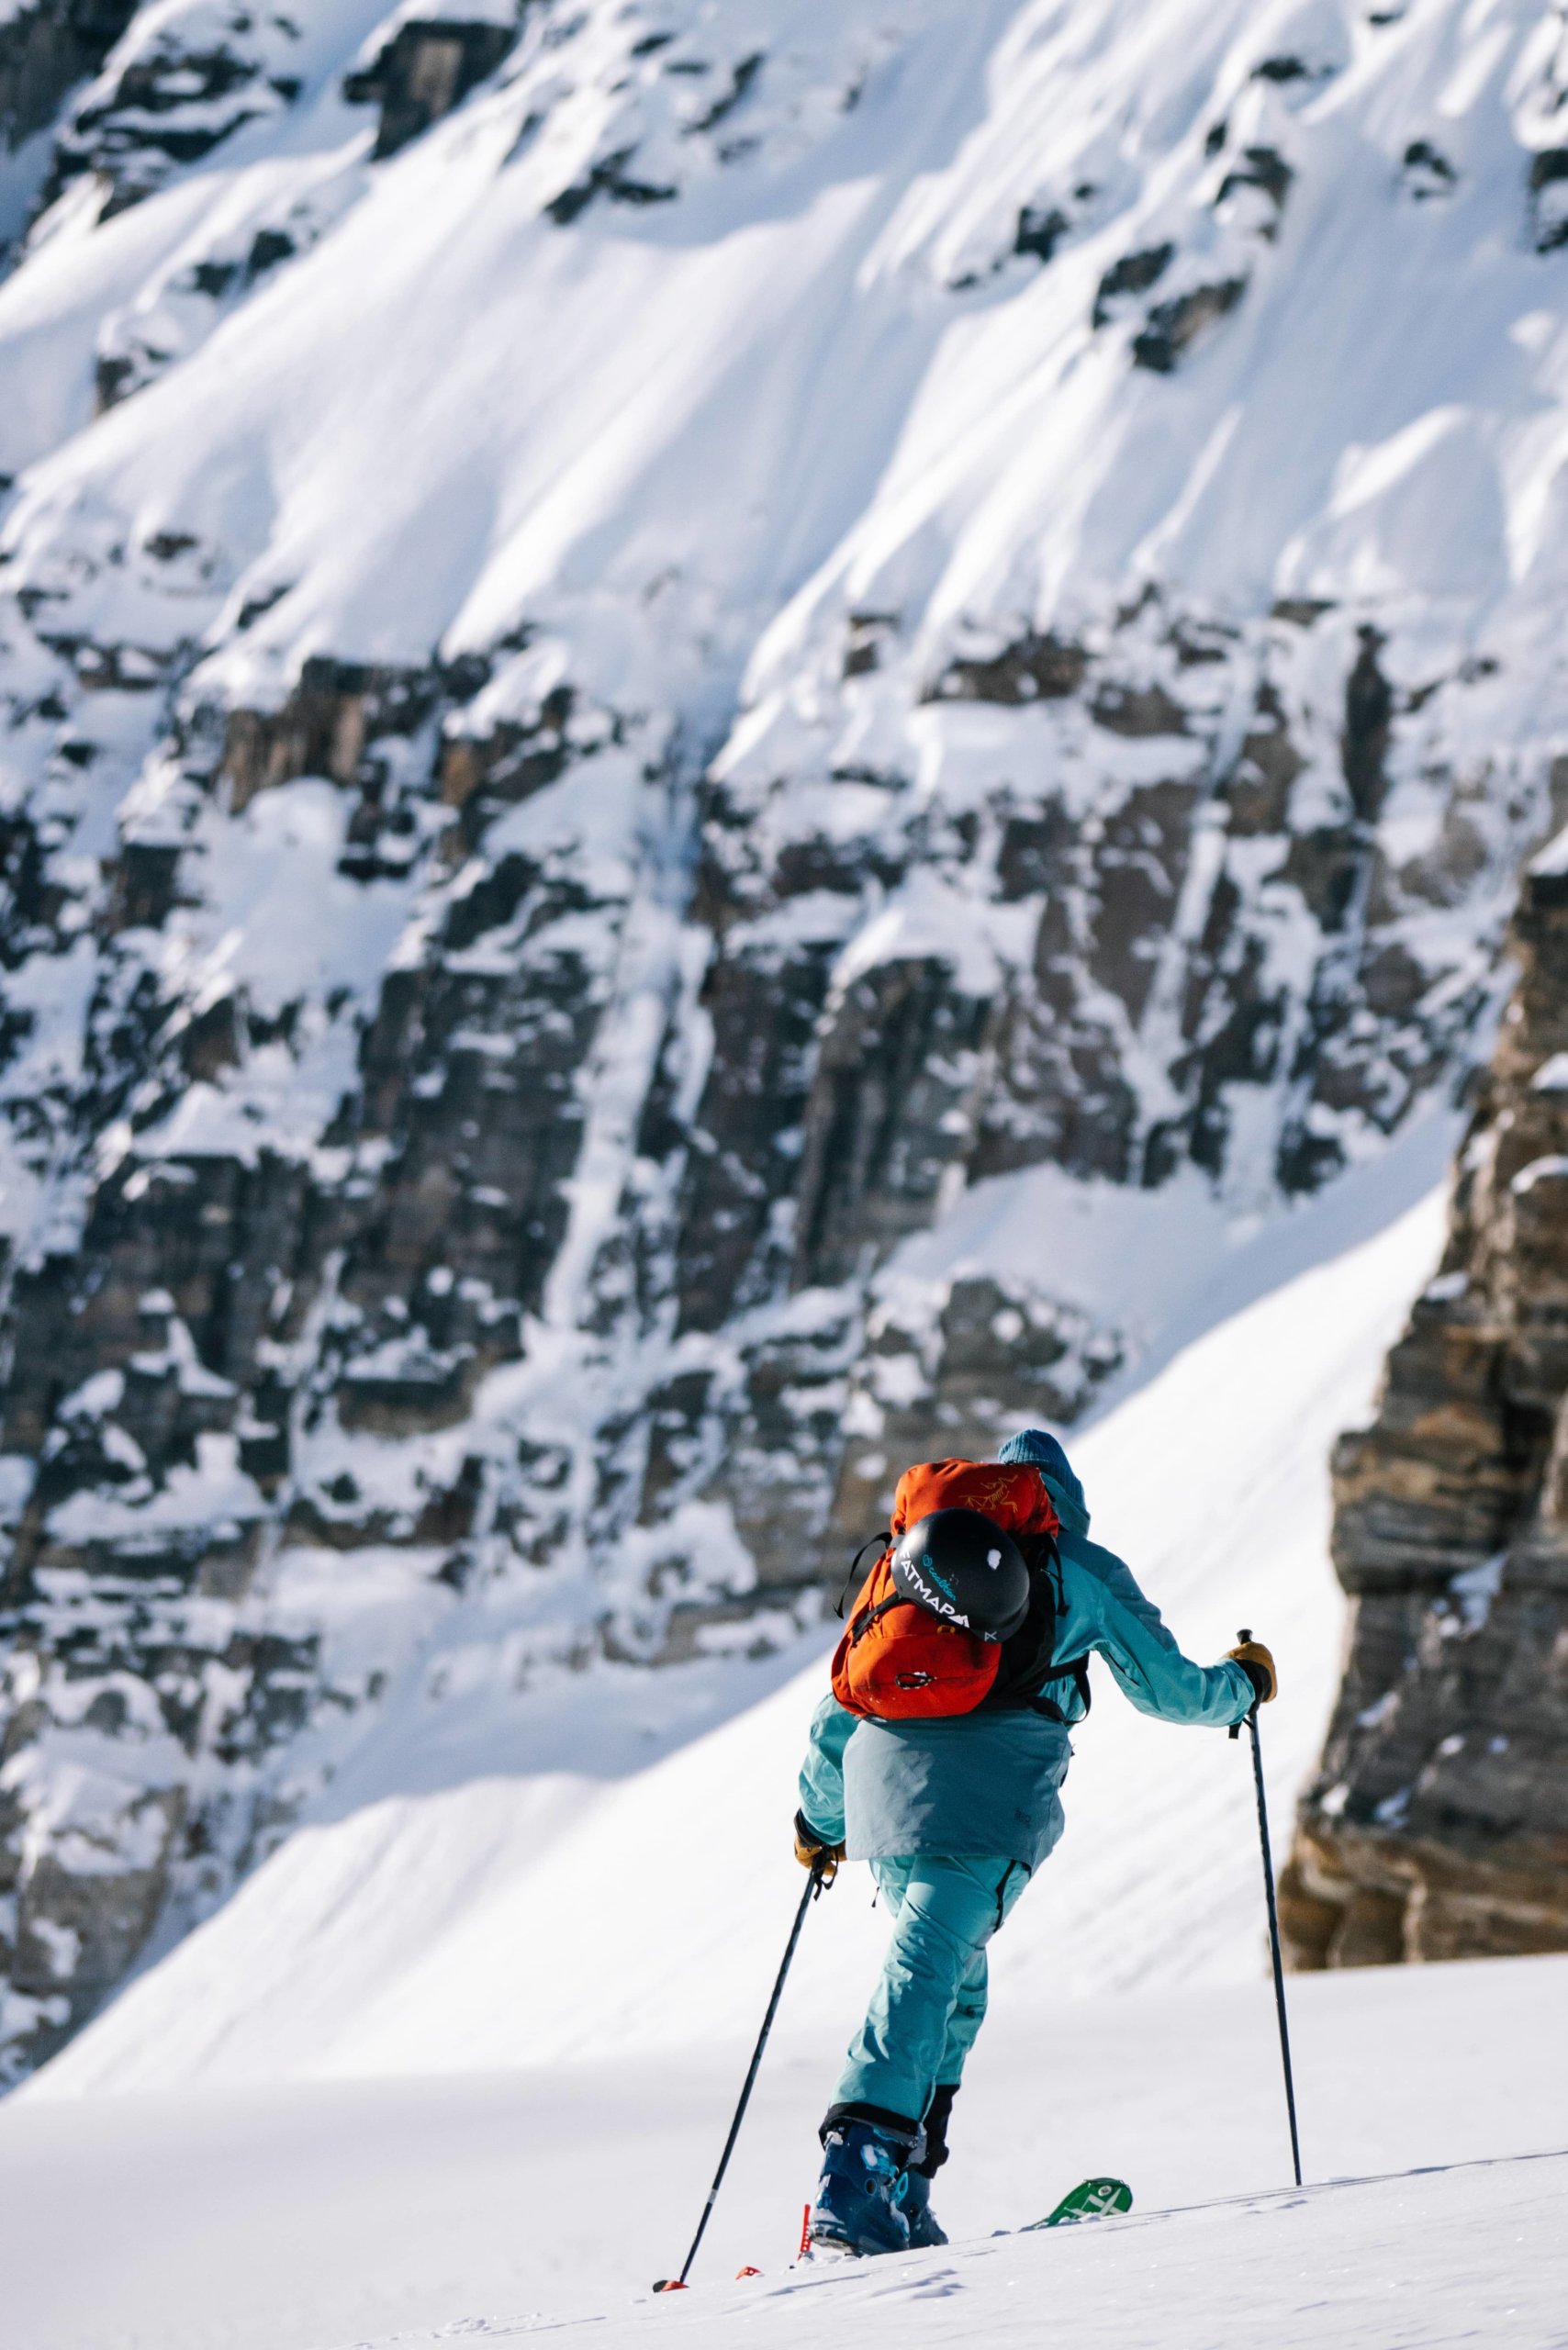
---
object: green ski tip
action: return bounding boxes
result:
[1025,2177,1133,2230]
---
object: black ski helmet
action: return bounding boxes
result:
[890,1507,1030,1640]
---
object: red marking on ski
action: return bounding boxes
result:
[735,2266,763,2278]
[799,2202,812,2260]
[652,2279,688,2292]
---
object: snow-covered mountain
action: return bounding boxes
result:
[3,0,1568,2076]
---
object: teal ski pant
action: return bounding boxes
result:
[832,1854,1033,2129]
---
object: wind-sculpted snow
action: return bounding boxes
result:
[0,0,1566,2075]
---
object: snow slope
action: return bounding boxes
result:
[395,2140,1568,2350]
[3,1955,1566,2350]
[11,0,1568,690]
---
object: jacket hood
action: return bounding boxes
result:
[996,1427,1090,1536]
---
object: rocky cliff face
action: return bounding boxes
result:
[1,578,1533,2071]
[1284,825,1568,1967]
[3,0,1568,2072]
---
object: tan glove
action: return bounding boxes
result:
[1226,1638,1277,1706]
[793,1809,846,1883]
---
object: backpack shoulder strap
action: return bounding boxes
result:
[1031,1537,1092,1719]
[834,1530,891,1621]
[984,1532,1093,1718]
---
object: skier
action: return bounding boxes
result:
[792,1427,1276,2256]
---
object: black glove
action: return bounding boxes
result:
[793,1809,845,1883]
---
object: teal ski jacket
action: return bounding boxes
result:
[798,1438,1255,1871]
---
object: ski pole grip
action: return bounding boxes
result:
[1229,1628,1252,1739]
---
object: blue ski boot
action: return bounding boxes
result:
[808,2117,913,2256]
[898,2165,948,2249]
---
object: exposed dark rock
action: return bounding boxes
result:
[1014,203,1069,262]
[723,1327,858,1586]
[1092,242,1173,327]
[246,227,295,278]
[1272,598,1335,626]
[344,18,519,162]
[1132,276,1247,372]
[218,658,445,810]
[1088,779,1197,1024]
[1092,681,1188,737]
[1342,627,1393,822]
[3,1782,183,2065]
[793,958,994,1290]
[441,686,579,825]
[1253,56,1316,84]
[684,50,762,136]
[843,612,896,677]
[547,146,678,224]
[74,46,267,199]
[32,0,306,224]
[0,0,137,155]
[1275,824,1362,933]
[101,839,181,935]
[1529,149,1568,252]
[1215,145,1293,234]
[1222,687,1304,834]
[344,882,605,1327]
[996,798,1076,901]
[669,934,839,1332]
[927,630,1088,705]
[1403,140,1456,200]
[1285,840,1568,1966]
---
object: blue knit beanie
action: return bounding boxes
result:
[997,1426,1089,1520]
[997,1427,1072,1479]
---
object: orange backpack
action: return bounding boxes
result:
[831,1459,1061,1722]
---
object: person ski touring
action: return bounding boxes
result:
[793,1428,1276,2257]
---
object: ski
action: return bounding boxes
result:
[1023,2177,1133,2229]
[659,2179,1133,2288]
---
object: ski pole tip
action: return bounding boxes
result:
[652,2278,689,2293]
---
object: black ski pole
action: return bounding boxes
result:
[1230,1627,1302,2187]
[654,1853,831,2291]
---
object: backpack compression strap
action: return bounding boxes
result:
[846,1593,903,1648]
